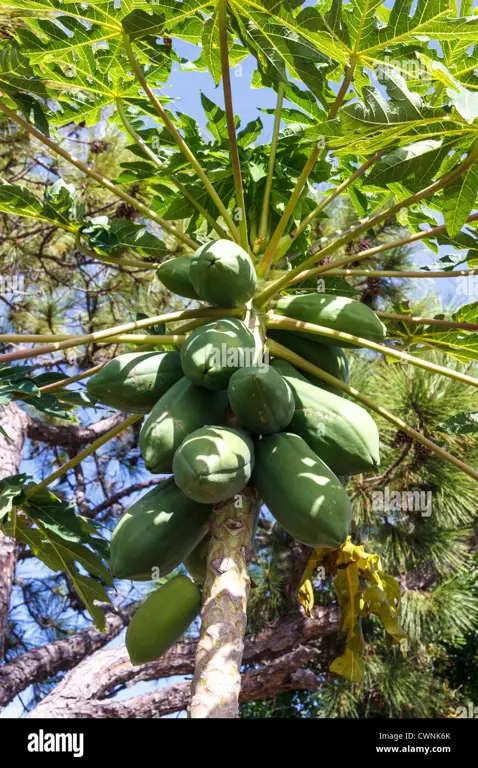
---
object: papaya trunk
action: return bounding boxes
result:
[189,487,258,718]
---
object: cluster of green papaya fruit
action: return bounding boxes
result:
[87,239,384,665]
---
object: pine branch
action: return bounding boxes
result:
[0,99,199,251]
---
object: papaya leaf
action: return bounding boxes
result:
[0,183,77,229]
[23,488,88,543]
[437,412,478,435]
[202,10,222,86]
[409,329,478,365]
[443,162,478,238]
[237,118,263,148]
[0,474,29,525]
[27,393,78,421]
[200,92,232,145]
[365,140,443,186]
[80,218,167,259]
[121,10,166,42]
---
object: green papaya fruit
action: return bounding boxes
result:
[267,329,348,394]
[254,432,352,549]
[173,426,254,504]
[275,293,386,348]
[126,575,201,665]
[180,317,256,390]
[156,257,201,300]
[139,377,228,473]
[228,364,294,434]
[183,534,210,584]
[270,358,380,476]
[86,351,183,413]
[190,239,257,307]
[110,478,212,581]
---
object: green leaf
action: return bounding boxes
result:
[24,489,87,543]
[366,140,443,186]
[202,11,221,86]
[237,117,263,148]
[200,92,230,144]
[0,183,77,229]
[0,474,29,525]
[80,218,167,259]
[27,394,77,420]
[122,9,166,42]
[443,162,478,238]
[437,412,478,435]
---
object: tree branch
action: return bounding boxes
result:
[25,412,127,449]
[26,606,339,717]
[28,646,319,718]
[0,605,133,709]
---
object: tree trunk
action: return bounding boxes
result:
[189,488,258,718]
[0,403,27,660]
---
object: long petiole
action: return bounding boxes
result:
[255,142,478,304]
[287,211,478,286]
[25,414,142,497]
[0,307,244,364]
[317,268,478,279]
[328,55,357,119]
[257,143,321,278]
[254,83,285,255]
[122,36,242,244]
[291,150,384,241]
[268,338,478,482]
[116,100,228,239]
[377,312,478,332]
[0,99,199,251]
[76,236,159,270]
[0,333,185,345]
[266,313,478,389]
[39,364,105,394]
[218,0,248,252]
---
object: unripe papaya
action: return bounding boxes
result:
[271,358,380,476]
[86,351,183,413]
[110,478,212,581]
[254,432,352,548]
[228,364,294,434]
[183,534,210,584]
[267,329,348,394]
[126,575,201,665]
[156,257,201,300]
[180,317,256,390]
[190,239,257,307]
[173,426,254,504]
[139,377,228,473]
[275,293,386,348]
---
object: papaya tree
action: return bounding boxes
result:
[1,0,478,719]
